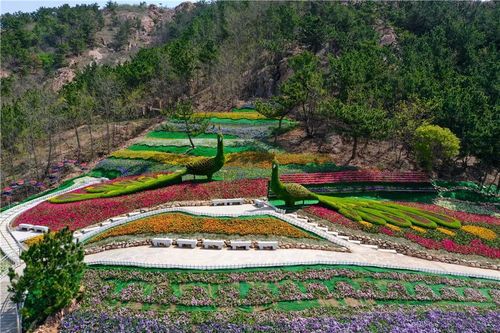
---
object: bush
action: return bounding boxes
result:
[8,228,84,330]
[413,125,460,171]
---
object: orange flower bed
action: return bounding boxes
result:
[89,213,314,243]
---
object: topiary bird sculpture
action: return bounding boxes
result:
[185,133,225,180]
[270,160,461,230]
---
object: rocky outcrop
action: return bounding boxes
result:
[375,20,397,47]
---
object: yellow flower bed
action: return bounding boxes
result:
[111,150,331,168]
[410,225,427,234]
[111,150,204,165]
[89,213,314,243]
[226,151,331,168]
[461,225,496,241]
[24,234,45,247]
[193,112,267,120]
[359,221,373,228]
[386,224,401,232]
[436,227,456,237]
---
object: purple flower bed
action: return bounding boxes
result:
[61,309,500,333]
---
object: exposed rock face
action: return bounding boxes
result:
[375,20,397,46]
[175,2,196,13]
[51,67,75,91]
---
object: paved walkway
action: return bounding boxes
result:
[85,245,500,280]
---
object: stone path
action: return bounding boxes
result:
[85,245,500,280]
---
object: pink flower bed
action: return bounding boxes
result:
[303,205,360,229]
[397,202,500,225]
[13,178,267,231]
[281,170,429,185]
[406,233,500,259]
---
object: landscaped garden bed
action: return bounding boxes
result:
[86,213,318,243]
[303,204,500,261]
[58,265,500,332]
[13,178,268,231]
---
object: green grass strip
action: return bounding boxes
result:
[146,131,239,140]
[128,144,255,156]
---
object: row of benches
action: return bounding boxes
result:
[17,223,49,233]
[152,238,278,250]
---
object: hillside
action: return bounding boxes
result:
[1,1,499,202]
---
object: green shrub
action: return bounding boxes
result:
[413,125,460,171]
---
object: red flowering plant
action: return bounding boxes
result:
[14,178,268,231]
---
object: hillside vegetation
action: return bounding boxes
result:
[1,1,498,193]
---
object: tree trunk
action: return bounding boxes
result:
[74,125,81,162]
[349,136,358,162]
[44,134,54,178]
[87,124,95,160]
[105,119,111,153]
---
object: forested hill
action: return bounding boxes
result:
[1,1,499,189]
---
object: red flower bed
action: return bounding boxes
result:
[406,233,500,259]
[397,202,500,225]
[13,178,267,231]
[281,170,429,185]
[303,205,360,229]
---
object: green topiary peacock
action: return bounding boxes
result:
[270,160,461,229]
[50,134,226,203]
[186,133,225,180]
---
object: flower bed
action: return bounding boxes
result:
[280,170,430,185]
[128,144,255,156]
[193,111,268,120]
[146,131,238,140]
[76,266,499,321]
[398,202,500,225]
[60,309,500,333]
[13,178,267,231]
[88,213,315,243]
[305,204,500,259]
[110,150,333,169]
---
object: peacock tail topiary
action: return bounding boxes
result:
[270,160,461,230]
[49,169,187,203]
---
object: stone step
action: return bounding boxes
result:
[326,231,339,236]
[347,240,361,245]
[337,235,350,240]
[360,244,378,249]
[378,248,398,254]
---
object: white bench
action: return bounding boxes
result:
[202,239,224,249]
[81,226,100,234]
[229,240,251,250]
[127,211,141,217]
[100,221,111,227]
[109,216,126,222]
[151,238,172,247]
[18,223,34,231]
[254,199,266,208]
[256,241,278,250]
[176,238,197,248]
[33,225,49,233]
[212,198,244,206]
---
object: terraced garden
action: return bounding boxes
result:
[60,265,500,331]
[6,107,500,332]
